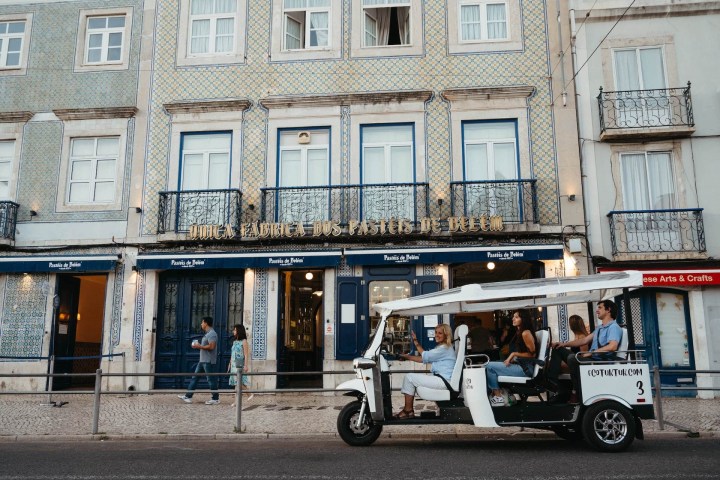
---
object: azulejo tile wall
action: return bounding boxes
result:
[0,274,49,360]
[142,0,560,236]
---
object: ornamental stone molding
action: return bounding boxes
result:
[0,111,34,123]
[163,98,252,115]
[440,86,536,102]
[259,90,434,109]
[53,106,138,121]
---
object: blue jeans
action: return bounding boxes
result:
[485,361,526,390]
[186,362,218,400]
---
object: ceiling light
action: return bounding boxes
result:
[305,272,314,280]
[487,262,496,270]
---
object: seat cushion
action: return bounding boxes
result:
[416,385,450,401]
[497,375,530,384]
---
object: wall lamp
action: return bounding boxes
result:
[135,207,143,213]
[29,210,38,217]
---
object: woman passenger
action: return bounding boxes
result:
[568,315,589,353]
[485,310,536,407]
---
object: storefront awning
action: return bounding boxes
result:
[343,244,564,266]
[136,250,343,270]
[0,255,119,273]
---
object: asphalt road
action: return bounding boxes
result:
[1,437,719,480]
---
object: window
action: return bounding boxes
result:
[0,13,32,75]
[188,0,237,55]
[613,47,669,127]
[277,129,329,223]
[181,133,231,190]
[84,15,126,64]
[282,0,330,50]
[462,121,519,219]
[361,124,414,220]
[0,20,25,68]
[0,141,14,199]
[362,0,411,47]
[67,137,120,204]
[620,151,675,211]
[459,1,508,42]
[75,8,132,72]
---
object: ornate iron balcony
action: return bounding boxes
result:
[0,201,19,240]
[157,189,242,234]
[450,179,538,224]
[608,209,705,255]
[598,83,694,132]
[260,183,430,225]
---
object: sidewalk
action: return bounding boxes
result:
[0,392,718,441]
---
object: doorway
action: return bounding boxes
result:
[52,274,107,389]
[277,269,324,389]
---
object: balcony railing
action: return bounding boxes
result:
[598,83,694,132]
[260,183,430,226]
[157,189,242,234]
[450,179,538,224]
[0,201,19,240]
[608,209,705,255]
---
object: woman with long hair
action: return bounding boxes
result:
[485,310,537,406]
[228,324,251,404]
[568,315,589,353]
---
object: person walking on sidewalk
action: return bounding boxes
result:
[228,324,252,406]
[178,317,220,405]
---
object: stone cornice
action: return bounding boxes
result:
[53,107,138,121]
[259,90,433,109]
[163,99,252,115]
[576,2,720,22]
[0,111,34,123]
[441,86,536,102]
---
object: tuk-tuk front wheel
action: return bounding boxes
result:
[337,400,383,447]
[582,401,636,452]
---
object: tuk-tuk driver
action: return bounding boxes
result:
[395,324,456,419]
[547,299,623,403]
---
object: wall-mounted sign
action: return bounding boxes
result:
[0,255,119,273]
[598,268,720,287]
[187,215,504,241]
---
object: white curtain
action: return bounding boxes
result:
[614,50,640,91]
[397,6,410,45]
[621,153,650,210]
[310,12,329,47]
[215,0,236,13]
[487,3,507,39]
[215,17,234,52]
[375,8,391,46]
[190,20,210,54]
[639,48,666,90]
[646,152,675,209]
[461,5,480,41]
[191,0,213,15]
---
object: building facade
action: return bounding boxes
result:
[570,0,720,397]
[1,0,585,392]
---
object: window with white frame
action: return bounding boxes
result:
[283,0,330,50]
[620,151,676,211]
[0,140,15,199]
[180,133,231,190]
[0,20,25,68]
[462,121,519,219]
[188,0,237,55]
[67,137,120,204]
[362,0,411,47]
[613,47,669,127]
[277,129,329,223]
[84,15,126,64]
[362,124,414,219]
[459,1,508,42]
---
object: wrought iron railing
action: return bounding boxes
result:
[598,83,694,132]
[608,208,705,255]
[260,183,430,226]
[0,201,19,240]
[157,189,242,234]
[449,179,538,224]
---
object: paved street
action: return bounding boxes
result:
[0,392,718,439]
[1,438,720,480]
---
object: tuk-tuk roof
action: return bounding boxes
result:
[372,270,644,317]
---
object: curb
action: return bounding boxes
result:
[0,430,715,443]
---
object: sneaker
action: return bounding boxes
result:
[177,395,192,403]
[205,399,220,405]
[490,395,505,407]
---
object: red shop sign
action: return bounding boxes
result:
[642,271,720,286]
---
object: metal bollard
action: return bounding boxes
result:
[235,370,244,433]
[653,365,664,430]
[42,355,55,406]
[92,368,103,435]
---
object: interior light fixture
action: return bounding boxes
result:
[487,262,496,270]
[305,272,314,280]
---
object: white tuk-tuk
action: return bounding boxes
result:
[336,271,654,452]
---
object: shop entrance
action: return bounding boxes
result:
[277,269,324,389]
[52,274,107,390]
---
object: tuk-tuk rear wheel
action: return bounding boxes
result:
[337,400,383,447]
[582,401,636,452]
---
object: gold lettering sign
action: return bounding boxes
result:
[186,216,503,241]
